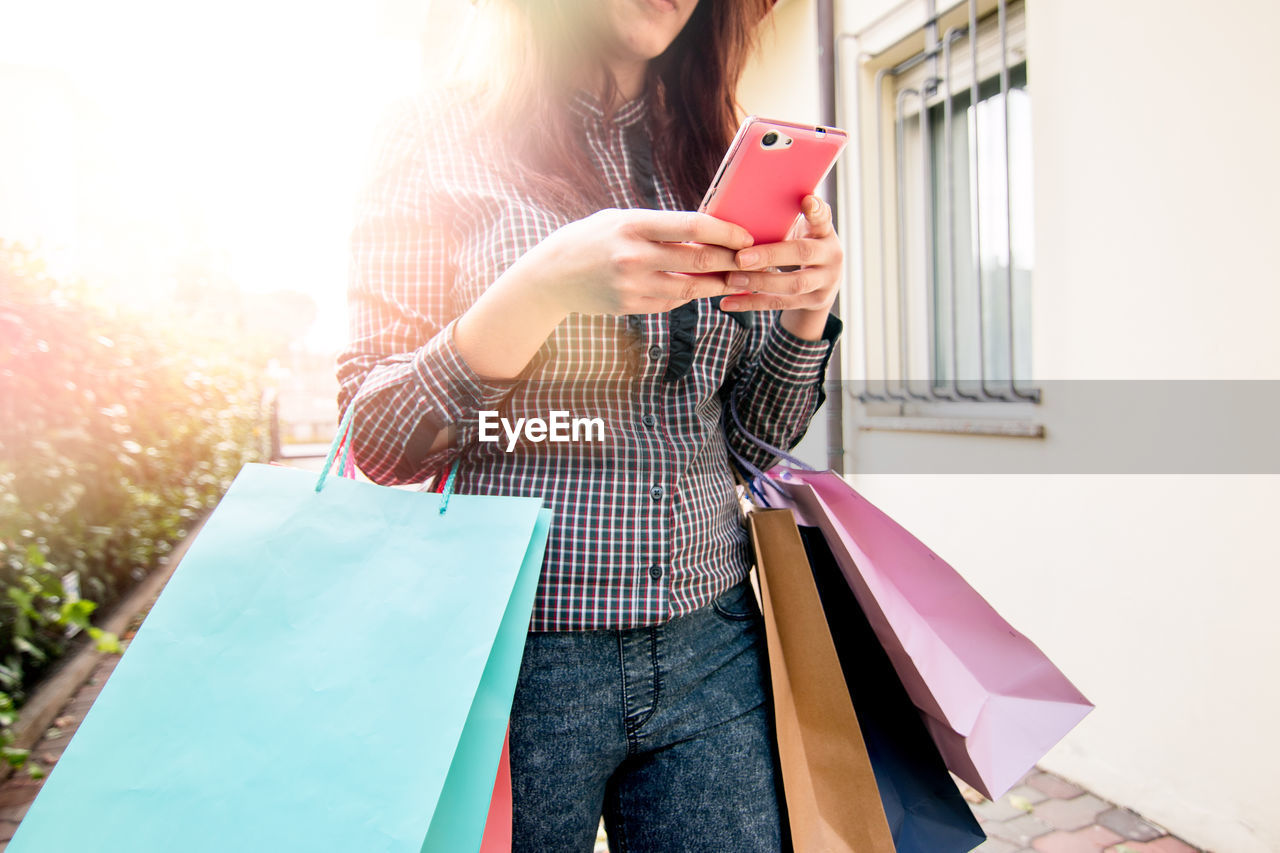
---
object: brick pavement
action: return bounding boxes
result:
[964,769,1205,853]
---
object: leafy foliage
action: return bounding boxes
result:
[0,242,269,775]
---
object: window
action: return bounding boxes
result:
[842,0,1038,407]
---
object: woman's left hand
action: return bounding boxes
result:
[717,194,843,341]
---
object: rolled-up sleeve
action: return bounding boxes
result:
[336,95,521,485]
[720,310,842,474]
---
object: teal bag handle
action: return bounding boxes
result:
[314,405,355,493]
[316,405,462,515]
[436,455,461,515]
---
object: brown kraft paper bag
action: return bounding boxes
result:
[748,508,897,853]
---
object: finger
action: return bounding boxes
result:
[648,270,738,303]
[735,235,836,270]
[627,210,754,250]
[725,268,833,297]
[718,289,833,312]
[801,194,834,238]
[650,241,741,274]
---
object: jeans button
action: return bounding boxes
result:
[648,563,664,580]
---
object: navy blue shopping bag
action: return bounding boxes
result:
[798,525,987,853]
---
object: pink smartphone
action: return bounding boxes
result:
[698,116,848,245]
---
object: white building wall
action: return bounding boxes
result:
[742,1,1280,850]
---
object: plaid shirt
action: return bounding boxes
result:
[337,86,842,631]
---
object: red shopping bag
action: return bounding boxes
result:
[480,731,513,852]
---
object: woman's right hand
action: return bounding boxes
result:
[451,208,753,384]
[515,208,756,318]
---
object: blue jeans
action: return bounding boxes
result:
[508,577,788,852]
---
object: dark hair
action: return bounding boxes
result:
[476,0,774,216]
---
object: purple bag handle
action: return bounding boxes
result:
[724,379,818,506]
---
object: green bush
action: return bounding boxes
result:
[0,242,269,775]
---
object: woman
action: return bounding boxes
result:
[337,0,844,849]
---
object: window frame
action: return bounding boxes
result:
[837,0,1041,429]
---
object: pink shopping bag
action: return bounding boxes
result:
[764,467,1093,800]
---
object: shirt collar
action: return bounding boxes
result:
[568,86,650,130]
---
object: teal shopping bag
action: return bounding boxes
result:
[8,419,551,853]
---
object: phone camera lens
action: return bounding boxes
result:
[762,131,779,146]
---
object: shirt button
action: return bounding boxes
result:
[648,345,663,360]
[650,485,664,501]
[641,413,656,427]
[649,563,664,580]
